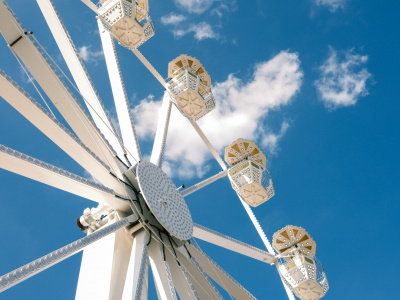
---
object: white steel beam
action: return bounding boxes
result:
[238,196,295,300]
[150,93,172,167]
[37,0,129,166]
[0,144,130,212]
[175,245,222,300]
[186,242,257,300]
[239,196,275,254]
[162,235,199,300]
[193,224,276,265]
[189,120,227,171]
[80,0,98,13]
[0,70,126,195]
[122,229,149,300]
[76,217,135,300]
[0,215,137,293]
[0,1,123,177]
[132,48,167,87]
[148,239,177,300]
[181,170,227,198]
[98,20,142,162]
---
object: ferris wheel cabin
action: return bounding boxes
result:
[224,138,275,207]
[166,54,215,121]
[98,0,154,49]
[273,226,329,300]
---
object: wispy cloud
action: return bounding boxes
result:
[173,22,218,40]
[132,51,303,179]
[314,0,347,12]
[261,121,291,155]
[160,13,186,25]
[174,0,215,14]
[315,47,371,109]
[78,45,103,65]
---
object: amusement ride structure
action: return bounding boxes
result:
[0,0,329,299]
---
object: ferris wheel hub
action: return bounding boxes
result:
[136,162,193,240]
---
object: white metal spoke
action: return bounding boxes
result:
[37,0,129,165]
[175,245,223,300]
[181,170,227,197]
[186,242,257,300]
[132,48,167,87]
[239,196,295,299]
[193,224,276,265]
[0,70,126,195]
[138,261,149,300]
[189,120,227,171]
[98,19,142,162]
[150,93,172,167]
[80,0,97,13]
[122,229,149,300]
[0,1,123,176]
[0,144,130,212]
[148,238,178,300]
[76,216,137,300]
[238,196,275,255]
[0,215,137,293]
[162,234,199,300]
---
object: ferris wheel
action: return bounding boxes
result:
[0,1,329,300]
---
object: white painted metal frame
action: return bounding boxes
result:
[37,0,129,166]
[0,215,137,293]
[98,19,142,163]
[121,229,149,300]
[193,223,276,264]
[0,2,123,177]
[76,217,134,300]
[239,196,296,300]
[148,239,178,300]
[150,92,172,167]
[0,70,125,195]
[0,1,301,299]
[181,170,227,197]
[0,144,130,211]
[187,242,257,300]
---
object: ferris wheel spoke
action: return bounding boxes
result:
[0,215,137,293]
[150,92,172,167]
[181,170,227,198]
[186,242,257,300]
[189,120,227,171]
[238,196,276,255]
[193,224,276,264]
[122,229,149,300]
[0,70,126,195]
[148,238,178,300]
[0,1,124,176]
[80,0,98,13]
[0,144,130,212]
[132,48,167,88]
[175,245,223,300]
[161,234,199,299]
[98,19,142,163]
[37,0,129,166]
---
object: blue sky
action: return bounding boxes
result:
[0,0,399,299]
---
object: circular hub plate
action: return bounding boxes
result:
[136,162,193,240]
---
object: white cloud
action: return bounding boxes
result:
[315,47,371,109]
[314,0,347,12]
[78,45,103,64]
[261,121,290,155]
[132,51,303,179]
[173,22,218,40]
[174,0,215,14]
[160,14,186,25]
